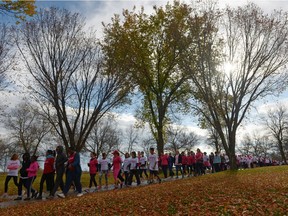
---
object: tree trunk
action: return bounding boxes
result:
[278,140,287,164]
[228,131,238,170]
[157,127,164,155]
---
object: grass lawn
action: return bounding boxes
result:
[0,166,288,215]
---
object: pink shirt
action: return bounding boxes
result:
[113,156,122,170]
[26,161,39,177]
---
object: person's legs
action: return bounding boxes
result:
[124,171,129,185]
[128,170,134,185]
[104,171,108,188]
[4,176,12,193]
[134,170,141,185]
[46,172,54,193]
[38,174,47,197]
[74,172,82,193]
[98,171,103,188]
[50,172,62,196]
[117,170,124,182]
[62,171,73,195]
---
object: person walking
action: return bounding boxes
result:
[98,152,110,190]
[174,151,183,179]
[47,146,67,199]
[195,148,204,176]
[24,155,39,200]
[58,147,83,198]
[139,151,148,179]
[148,147,161,184]
[14,153,30,201]
[2,154,20,198]
[86,152,98,192]
[123,152,131,186]
[37,150,55,199]
[160,152,169,178]
[128,151,141,186]
[112,150,124,189]
[168,153,174,178]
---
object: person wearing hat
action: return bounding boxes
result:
[112,150,124,189]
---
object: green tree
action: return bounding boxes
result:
[0,0,36,21]
[102,1,207,154]
[182,3,288,169]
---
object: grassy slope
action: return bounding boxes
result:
[0,166,288,215]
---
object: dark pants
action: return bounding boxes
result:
[50,170,65,196]
[182,165,187,174]
[39,172,55,196]
[4,176,18,193]
[161,165,168,178]
[175,165,183,177]
[124,171,129,185]
[89,174,97,188]
[26,176,36,198]
[187,165,193,175]
[213,163,221,172]
[195,162,203,175]
[128,169,140,185]
[139,168,148,178]
[168,165,174,177]
[63,170,82,194]
[117,170,125,182]
[17,178,28,197]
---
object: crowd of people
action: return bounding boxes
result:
[1,146,283,201]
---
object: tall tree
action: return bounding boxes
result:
[181,3,288,169]
[264,105,288,164]
[0,0,36,21]
[102,1,207,154]
[16,7,130,152]
[4,101,52,155]
[0,24,14,89]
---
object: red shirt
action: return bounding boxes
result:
[43,157,55,174]
[182,155,187,165]
[89,157,98,174]
[196,152,203,162]
[187,155,193,165]
[160,154,169,166]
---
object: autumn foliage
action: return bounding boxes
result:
[0,166,287,215]
[0,0,36,21]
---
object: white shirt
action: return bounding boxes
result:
[98,158,110,171]
[130,157,139,170]
[148,153,158,171]
[6,160,20,176]
[175,154,180,165]
[139,156,147,169]
[123,158,131,172]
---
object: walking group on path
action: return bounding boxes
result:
[2,145,281,204]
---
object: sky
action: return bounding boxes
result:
[1,0,288,154]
